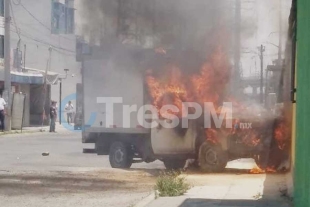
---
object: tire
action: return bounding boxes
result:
[109,142,133,169]
[198,141,228,173]
[254,151,269,170]
[163,159,186,170]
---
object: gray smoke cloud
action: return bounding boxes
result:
[79,0,232,52]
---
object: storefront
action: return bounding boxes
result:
[0,68,59,127]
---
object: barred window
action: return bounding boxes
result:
[51,0,75,34]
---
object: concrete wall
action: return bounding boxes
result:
[10,0,81,107]
[19,84,30,127]
[295,0,310,206]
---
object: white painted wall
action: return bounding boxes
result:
[9,0,81,107]
[19,84,30,126]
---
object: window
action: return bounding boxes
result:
[65,0,75,34]
[51,0,75,34]
[0,0,4,17]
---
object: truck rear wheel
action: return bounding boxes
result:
[198,141,227,173]
[163,159,186,170]
[109,142,133,169]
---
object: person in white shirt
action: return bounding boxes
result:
[0,95,7,132]
[65,101,74,124]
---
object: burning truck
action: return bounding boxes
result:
[81,42,290,172]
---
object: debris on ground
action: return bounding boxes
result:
[42,152,50,156]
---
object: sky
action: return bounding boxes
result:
[241,0,292,77]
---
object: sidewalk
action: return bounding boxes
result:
[0,123,72,136]
[144,173,292,207]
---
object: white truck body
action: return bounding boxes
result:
[82,46,196,164]
[83,50,145,132]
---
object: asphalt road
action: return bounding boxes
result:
[0,131,291,207]
[0,131,163,207]
[0,131,164,172]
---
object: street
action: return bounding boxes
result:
[0,130,292,207]
[0,130,164,171]
[0,0,301,205]
[0,130,162,207]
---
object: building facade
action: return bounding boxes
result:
[0,0,81,126]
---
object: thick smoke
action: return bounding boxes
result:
[79,0,293,171]
[80,0,231,52]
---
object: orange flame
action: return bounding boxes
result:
[274,120,287,150]
[250,166,277,174]
[206,129,219,144]
[250,167,265,174]
[191,46,230,107]
[146,66,189,118]
[242,131,261,147]
[146,45,231,120]
[145,28,289,174]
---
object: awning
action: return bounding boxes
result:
[24,67,60,85]
[11,71,44,84]
[0,67,60,85]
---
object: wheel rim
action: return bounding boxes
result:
[205,147,218,165]
[114,148,124,163]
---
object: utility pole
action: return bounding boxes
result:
[59,69,69,125]
[278,0,282,63]
[41,47,52,127]
[259,45,265,104]
[59,79,62,124]
[23,44,26,71]
[4,0,11,131]
[277,0,283,103]
[233,0,241,95]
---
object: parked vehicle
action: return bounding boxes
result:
[81,45,285,171]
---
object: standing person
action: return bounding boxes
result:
[50,101,57,132]
[65,101,74,124]
[0,94,6,132]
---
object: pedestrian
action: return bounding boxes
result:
[50,101,57,132]
[0,94,6,132]
[65,101,74,124]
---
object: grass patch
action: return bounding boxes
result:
[155,171,190,197]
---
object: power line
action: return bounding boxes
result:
[1,25,76,55]
[21,32,76,53]
[9,0,20,40]
[10,0,77,55]
[19,2,50,32]
[10,20,75,51]
[10,19,75,50]
[18,2,75,42]
[12,0,21,5]
[52,47,76,57]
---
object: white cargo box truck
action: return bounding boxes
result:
[81,46,227,171]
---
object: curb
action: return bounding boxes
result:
[0,130,42,136]
[0,128,71,137]
[133,192,156,207]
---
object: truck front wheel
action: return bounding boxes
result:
[109,142,133,169]
[254,151,269,170]
[163,159,186,170]
[198,141,227,173]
